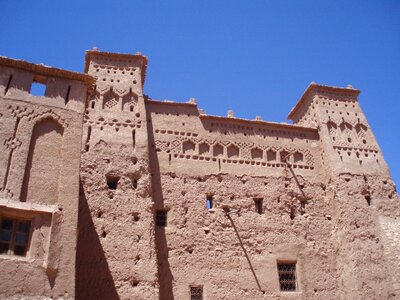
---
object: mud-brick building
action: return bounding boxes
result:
[0,50,399,300]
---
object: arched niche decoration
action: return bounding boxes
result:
[88,90,100,110]
[327,121,339,142]
[339,121,355,143]
[122,91,138,112]
[21,117,64,205]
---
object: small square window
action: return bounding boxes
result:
[106,175,119,190]
[155,211,167,227]
[190,286,203,300]
[277,262,297,292]
[30,81,46,96]
[0,217,31,257]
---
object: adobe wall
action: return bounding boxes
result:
[144,83,399,299]
[76,51,399,299]
[0,51,398,300]
[0,58,91,299]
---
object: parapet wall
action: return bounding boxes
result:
[147,100,325,183]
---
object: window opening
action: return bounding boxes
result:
[155,210,167,227]
[106,175,119,190]
[4,74,13,95]
[30,81,46,96]
[190,286,203,300]
[206,195,213,209]
[65,85,71,104]
[277,262,297,292]
[0,217,31,257]
[254,198,263,214]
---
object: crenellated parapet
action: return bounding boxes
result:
[0,56,94,113]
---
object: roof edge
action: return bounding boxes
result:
[84,50,148,84]
[288,82,361,120]
[0,56,95,86]
[200,114,318,133]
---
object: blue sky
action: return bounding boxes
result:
[1,1,399,186]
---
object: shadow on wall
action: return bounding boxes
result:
[76,180,120,300]
[147,108,175,300]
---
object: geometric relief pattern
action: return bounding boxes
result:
[326,120,378,153]
[7,105,67,127]
[7,105,35,119]
[154,133,315,169]
[84,114,141,129]
[103,90,119,110]
[155,140,169,152]
[104,98,118,110]
[30,110,67,127]
[4,137,22,150]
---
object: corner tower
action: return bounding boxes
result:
[77,50,158,299]
[289,83,398,298]
[289,83,391,180]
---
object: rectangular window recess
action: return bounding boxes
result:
[155,210,167,227]
[30,81,46,96]
[0,217,31,257]
[254,198,263,214]
[206,195,213,209]
[277,262,297,292]
[190,286,203,300]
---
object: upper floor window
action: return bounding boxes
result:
[277,262,297,292]
[0,217,31,257]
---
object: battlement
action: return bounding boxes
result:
[0,56,94,113]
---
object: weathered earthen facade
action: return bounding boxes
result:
[0,50,399,300]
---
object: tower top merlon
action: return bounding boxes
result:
[84,50,148,85]
[288,82,360,121]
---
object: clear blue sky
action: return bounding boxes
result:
[1,1,399,187]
